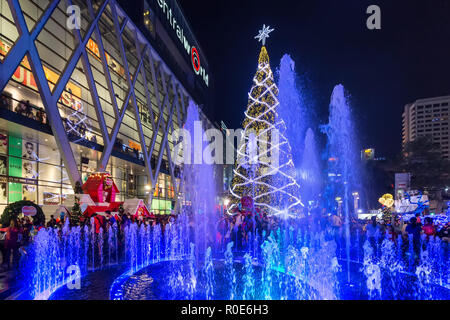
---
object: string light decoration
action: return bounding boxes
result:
[64,92,92,144]
[228,26,303,216]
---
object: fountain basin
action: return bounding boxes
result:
[43,257,450,300]
[112,259,321,300]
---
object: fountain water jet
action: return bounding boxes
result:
[181,101,218,257]
[321,84,361,284]
[277,54,308,172]
[300,128,322,205]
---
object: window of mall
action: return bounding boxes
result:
[0,0,183,165]
[0,128,72,215]
[0,127,177,215]
[0,0,185,215]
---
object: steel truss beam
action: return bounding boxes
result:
[0,0,192,209]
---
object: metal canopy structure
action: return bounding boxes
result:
[0,0,193,207]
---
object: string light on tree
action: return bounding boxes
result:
[229,25,303,216]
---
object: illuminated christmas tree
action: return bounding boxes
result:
[229,26,302,216]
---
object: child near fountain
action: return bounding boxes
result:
[422,217,436,239]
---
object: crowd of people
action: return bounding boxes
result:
[211,196,450,264]
[358,213,450,262]
[112,139,145,161]
[0,216,36,271]
[0,207,177,272]
[1,197,449,272]
[0,94,47,124]
[354,214,450,244]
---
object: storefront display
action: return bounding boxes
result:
[8,182,22,202]
[0,127,176,215]
[0,155,6,175]
[23,184,37,202]
[0,132,6,154]
[0,176,7,204]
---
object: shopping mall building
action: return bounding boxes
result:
[0,0,214,216]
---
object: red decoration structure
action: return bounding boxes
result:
[82,172,123,217]
[82,172,119,203]
[122,198,152,220]
[231,196,261,216]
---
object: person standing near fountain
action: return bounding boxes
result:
[388,215,404,244]
[105,211,116,228]
[437,222,450,242]
[330,213,343,244]
[365,216,382,254]
[0,220,21,270]
[405,217,422,262]
[422,217,436,240]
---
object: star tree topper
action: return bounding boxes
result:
[255,24,275,46]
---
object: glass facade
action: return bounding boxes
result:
[0,125,178,215]
[0,0,186,158]
[0,0,207,216]
[0,127,72,215]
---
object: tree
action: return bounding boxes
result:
[401,135,450,192]
[69,196,83,226]
[229,45,302,216]
[74,181,83,194]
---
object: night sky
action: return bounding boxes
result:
[179,0,450,158]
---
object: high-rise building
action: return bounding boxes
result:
[0,0,213,216]
[402,96,450,159]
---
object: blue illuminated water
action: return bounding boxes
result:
[300,128,322,204]
[277,54,308,173]
[21,209,450,300]
[18,72,450,301]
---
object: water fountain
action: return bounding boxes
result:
[21,208,450,300]
[321,84,361,284]
[202,247,215,300]
[181,101,218,257]
[362,240,382,299]
[224,242,237,299]
[277,54,308,171]
[300,128,322,205]
[187,243,197,299]
[16,60,450,301]
[242,253,255,300]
